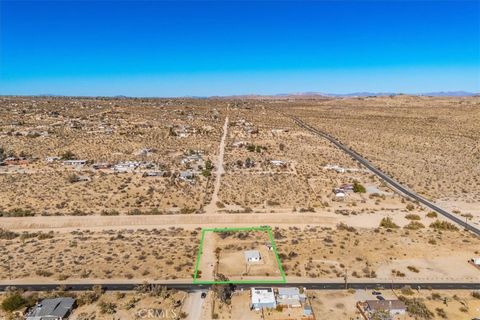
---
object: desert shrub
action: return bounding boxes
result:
[77,285,103,305]
[98,301,117,314]
[405,214,421,220]
[336,223,356,232]
[429,220,458,231]
[407,266,419,273]
[400,286,414,295]
[1,292,28,312]
[435,307,447,318]
[406,204,415,211]
[35,270,53,277]
[353,181,366,193]
[0,228,19,240]
[399,296,434,319]
[0,208,34,217]
[61,150,76,160]
[426,211,437,218]
[472,291,480,299]
[379,217,399,229]
[404,221,425,230]
[100,210,120,216]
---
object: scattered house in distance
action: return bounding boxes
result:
[341,183,354,192]
[26,297,76,320]
[245,250,261,263]
[277,287,305,308]
[92,162,112,170]
[45,156,61,163]
[232,141,247,148]
[2,157,30,166]
[250,287,276,310]
[113,161,140,173]
[270,160,287,167]
[357,299,406,319]
[143,171,167,177]
[63,159,87,166]
[180,170,195,181]
[135,148,156,156]
[333,188,347,199]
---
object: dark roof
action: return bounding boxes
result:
[27,297,75,320]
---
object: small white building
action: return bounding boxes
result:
[63,160,87,166]
[180,171,195,181]
[245,250,261,263]
[270,160,287,167]
[251,288,276,310]
[114,161,140,173]
[472,257,480,265]
[277,287,305,308]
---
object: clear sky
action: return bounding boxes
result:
[0,0,479,96]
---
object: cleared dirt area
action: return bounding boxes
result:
[198,230,283,282]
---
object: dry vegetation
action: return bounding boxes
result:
[0,228,200,281]
[273,225,480,281]
[277,95,480,216]
[0,285,188,320]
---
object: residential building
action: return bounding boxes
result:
[62,160,87,166]
[277,287,305,307]
[251,288,276,310]
[26,297,75,320]
[245,250,261,263]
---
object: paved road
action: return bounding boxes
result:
[287,114,480,236]
[1,282,479,292]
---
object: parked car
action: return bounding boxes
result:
[377,295,385,301]
[201,292,207,299]
[372,291,381,295]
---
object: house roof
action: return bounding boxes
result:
[366,300,406,311]
[244,250,261,260]
[278,287,300,296]
[251,287,275,304]
[26,297,75,320]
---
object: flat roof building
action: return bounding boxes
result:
[251,287,276,310]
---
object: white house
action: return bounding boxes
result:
[244,250,261,263]
[472,257,480,266]
[251,288,276,310]
[63,160,87,166]
[270,160,287,167]
[364,300,406,317]
[277,287,305,307]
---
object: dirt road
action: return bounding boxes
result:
[0,211,412,232]
[204,115,229,213]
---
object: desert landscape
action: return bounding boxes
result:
[1,95,479,320]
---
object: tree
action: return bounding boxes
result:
[0,146,5,161]
[353,181,366,193]
[1,292,27,312]
[211,274,235,305]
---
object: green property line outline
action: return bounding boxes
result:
[193,226,287,284]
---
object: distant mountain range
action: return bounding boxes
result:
[29,91,479,98]
[273,91,478,98]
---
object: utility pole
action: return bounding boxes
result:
[344,266,348,289]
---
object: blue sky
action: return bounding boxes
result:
[0,1,479,96]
